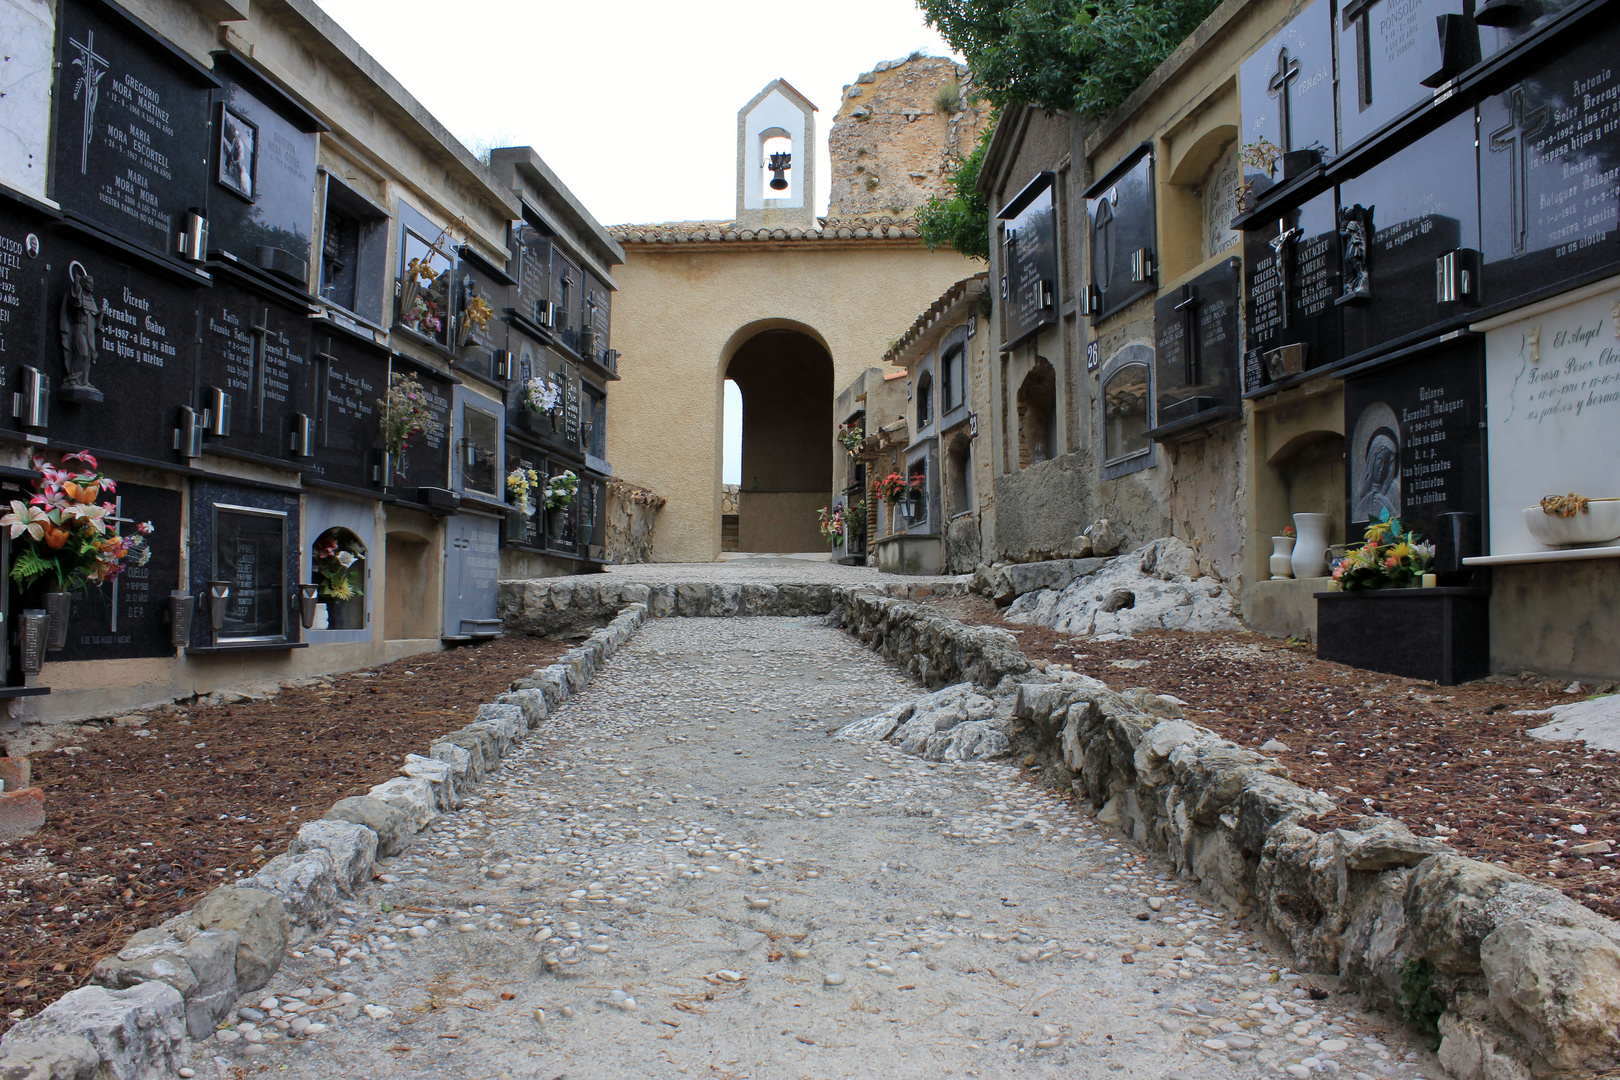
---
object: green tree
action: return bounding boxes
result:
[917,0,1223,118]
[917,121,996,261]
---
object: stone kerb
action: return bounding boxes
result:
[825,588,1620,1080]
[0,604,650,1079]
[497,578,967,637]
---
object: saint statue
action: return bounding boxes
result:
[1352,428,1401,523]
[59,260,107,401]
[1335,204,1373,306]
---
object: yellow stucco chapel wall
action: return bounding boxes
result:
[606,240,979,562]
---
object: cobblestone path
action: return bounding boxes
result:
[191,618,1440,1080]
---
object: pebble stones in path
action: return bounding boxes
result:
[189,618,1441,1079]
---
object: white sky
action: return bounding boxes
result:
[313,0,960,227]
[314,0,957,484]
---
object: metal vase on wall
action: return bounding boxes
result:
[43,591,72,651]
[18,610,48,686]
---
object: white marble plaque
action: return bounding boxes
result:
[1482,281,1620,554]
[0,0,55,200]
[1202,142,1242,259]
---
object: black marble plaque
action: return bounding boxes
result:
[1240,0,1337,198]
[1338,0,1469,150]
[35,235,200,457]
[583,271,612,367]
[1087,149,1156,321]
[57,481,181,661]
[1243,188,1342,385]
[1154,257,1241,424]
[999,174,1058,348]
[188,479,299,647]
[550,248,582,355]
[452,257,510,379]
[51,0,213,257]
[309,332,385,487]
[1479,21,1620,307]
[1340,110,1481,356]
[514,221,552,325]
[389,363,452,491]
[199,283,312,460]
[1343,336,1485,544]
[0,206,48,384]
[208,76,318,286]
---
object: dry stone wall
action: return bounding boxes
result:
[0,607,650,1080]
[826,585,1620,1080]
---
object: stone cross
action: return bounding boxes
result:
[1489,87,1550,256]
[1173,284,1201,385]
[1268,47,1303,151]
[1342,0,1384,111]
[104,495,137,634]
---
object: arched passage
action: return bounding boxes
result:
[724,328,834,552]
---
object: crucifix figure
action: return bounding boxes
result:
[1341,0,1383,111]
[1173,284,1202,386]
[1489,86,1550,256]
[68,30,108,175]
[1268,217,1305,328]
[1268,47,1302,151]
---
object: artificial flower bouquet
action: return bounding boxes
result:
[1331,511,1435,590]
[313,533,364,601]
[817,504,847,545]
[544,471,579,511]
[506,466,542,515]
[523,376,562,415]
[3,452,152,594]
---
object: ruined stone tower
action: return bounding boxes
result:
[826,55,989,223]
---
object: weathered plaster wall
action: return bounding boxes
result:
[1164,423,1247,584]
[605,241,978,562]
[1491,561,1620,680]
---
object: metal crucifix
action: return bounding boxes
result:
[1269,218,1305,329]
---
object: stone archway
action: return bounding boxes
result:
[723,327,835,552]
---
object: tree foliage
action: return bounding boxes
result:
[917,0,1224,118]
[917,121,996,261]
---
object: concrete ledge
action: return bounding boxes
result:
[1242,576,1326,641]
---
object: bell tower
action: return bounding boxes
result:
[735,79,818,231]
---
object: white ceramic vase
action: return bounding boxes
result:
[1291,513,1331,579]
[1269,536,1296,579]
[312,604,330,631]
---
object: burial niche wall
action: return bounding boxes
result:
[384,526,438,641]
[1016,358,1056,468]
[725,328,834,553]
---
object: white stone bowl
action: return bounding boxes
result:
[1523,501,1620,546]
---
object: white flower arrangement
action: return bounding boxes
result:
[524,376,561,414]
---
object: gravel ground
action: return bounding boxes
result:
[192,618,1439,1080]
[916,592,1620,920]
[0,636,567,1036]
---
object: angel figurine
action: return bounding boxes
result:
[59,260,107,401]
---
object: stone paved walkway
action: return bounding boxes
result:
[190,618,1440,1080]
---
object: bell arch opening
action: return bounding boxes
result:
[723,328,834,553]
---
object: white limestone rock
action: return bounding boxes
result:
[289,818,377,895]
[3,983,187,1080]
[1005,538,1241,637]
[367,777,438,831]
[243,851,338,936]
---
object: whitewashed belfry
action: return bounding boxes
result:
[734,79,817,231]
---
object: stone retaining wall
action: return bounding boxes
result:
[498,577,968,638]
[0,606,649,1080]
[824,585,1620,1080]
